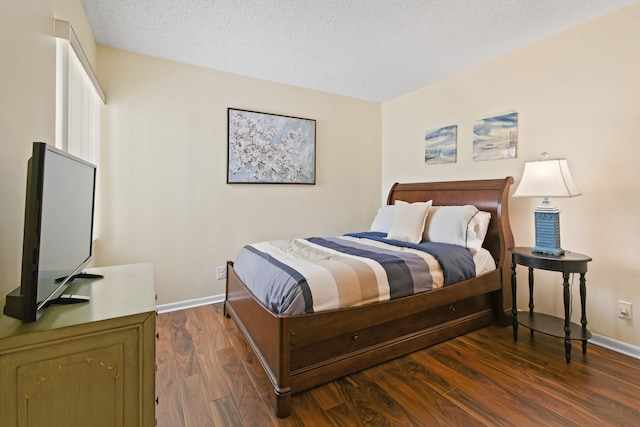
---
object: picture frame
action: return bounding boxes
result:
[425,125,457,164]
[473,112,518,161]
[227,108,316,184]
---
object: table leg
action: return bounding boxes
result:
[511,258,518,341]
[528,267,534,337]
[580,273,588,354]
[563,271,572,363]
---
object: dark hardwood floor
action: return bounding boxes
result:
[156,304,640,426]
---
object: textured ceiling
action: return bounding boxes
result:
[82,0,637,102]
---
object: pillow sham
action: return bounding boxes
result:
[386,200,432,244]
[467,210,491,250]
[369,205,396,233]
[423,205,491,250]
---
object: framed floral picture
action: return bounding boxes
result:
[227,108,316,184]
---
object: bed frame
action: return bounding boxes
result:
[224,177,514,417]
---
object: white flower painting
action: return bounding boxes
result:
[425,125,457,164]
[473,112,518,161]
[227,109,316,184]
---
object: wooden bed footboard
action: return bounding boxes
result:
[224,177,514,417]
[224,261,293,416]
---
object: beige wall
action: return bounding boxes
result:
[0,0,96,300]
[95,48,381,305]
[382,3,640,346]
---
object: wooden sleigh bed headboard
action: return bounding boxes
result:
[387,177,515,307]
[225,176,515,417]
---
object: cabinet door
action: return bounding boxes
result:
[2,326,141,427]
[17,342,127,427]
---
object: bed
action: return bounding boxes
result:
[224,177,514,417]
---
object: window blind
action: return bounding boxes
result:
[55,20,104,166]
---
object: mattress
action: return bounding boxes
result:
[233,232,495,315]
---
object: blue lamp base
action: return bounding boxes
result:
[532,209,565,256]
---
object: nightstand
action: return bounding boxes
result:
[509,247,592,363]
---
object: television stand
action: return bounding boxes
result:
[0,263,156,427]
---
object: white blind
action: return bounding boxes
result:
[55,36,103,165]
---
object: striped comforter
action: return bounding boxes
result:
[233,232,476,315]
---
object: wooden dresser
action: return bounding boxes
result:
[0,263,156,427]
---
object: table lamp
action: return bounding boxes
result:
[513,152,581,256]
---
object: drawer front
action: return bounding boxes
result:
[290,294,491,370]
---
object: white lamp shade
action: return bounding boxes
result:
[513,159,581,198]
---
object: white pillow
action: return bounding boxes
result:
[423,205,491,250]
[369,205,396,233]
[467,211,491,250]
[386,200,432,244]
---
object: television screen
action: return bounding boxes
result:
[4,142,97,322]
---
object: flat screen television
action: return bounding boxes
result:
[4,142,99,322]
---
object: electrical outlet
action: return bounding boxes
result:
[216,266,226,280]
[617,300,632,320]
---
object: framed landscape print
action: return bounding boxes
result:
[227,108,316,184]
[473,112,518,161]
[425,125,457,164]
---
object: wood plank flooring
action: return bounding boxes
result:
[156,304,640,426]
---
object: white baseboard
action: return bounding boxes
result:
[590,333,640,360]
[156,293,225,314]
[155,295,640,360]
